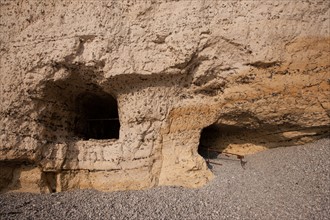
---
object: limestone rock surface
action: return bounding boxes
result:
[0,0,329,192]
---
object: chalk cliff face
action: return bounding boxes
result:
[0,0,329,193]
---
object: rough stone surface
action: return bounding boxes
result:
[0,0,329,192]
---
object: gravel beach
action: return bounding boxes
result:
[1,139,329,220]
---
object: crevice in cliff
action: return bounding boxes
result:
[245,61,282,69]
[41,172,57,193]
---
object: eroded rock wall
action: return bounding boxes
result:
[0,0,329,192]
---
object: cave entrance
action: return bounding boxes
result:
[198,124,221,160]
[74,92,120,140]
[198,124,246,167]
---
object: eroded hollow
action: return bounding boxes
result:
[74,92,120,140]
[42,172,57,193]
[197,123,326,156]
[198,123,256,157]
[198,124,222,159]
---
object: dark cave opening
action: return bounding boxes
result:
[74,92,120,140]
[198,124,221,159]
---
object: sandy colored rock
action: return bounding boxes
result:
[0,0,329,192]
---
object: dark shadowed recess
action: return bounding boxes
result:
[198,123,330,159]
[74,92,120,140]
[36,66,120,142]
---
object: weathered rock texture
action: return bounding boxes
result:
[0,0,329,193]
